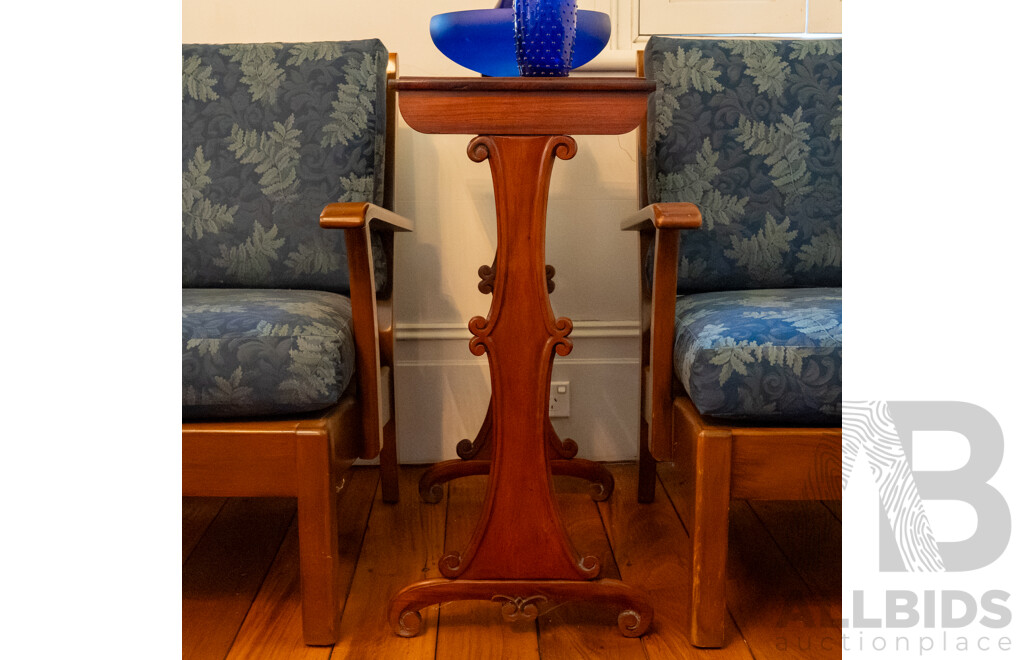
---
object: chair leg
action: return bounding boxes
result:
[687,429,732,648]
[296,430,342,645]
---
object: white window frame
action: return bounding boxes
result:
[577,0,841,72]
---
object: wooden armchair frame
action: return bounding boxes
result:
[622,52,841,648]
[182,54,411,645]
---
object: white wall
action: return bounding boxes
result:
[182,0,647,463]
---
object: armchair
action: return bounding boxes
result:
[182,40,411,645]
[623,38,842,647]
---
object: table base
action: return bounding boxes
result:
[389,578,653,638]
[418,400,614,503]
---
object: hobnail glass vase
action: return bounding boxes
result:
[513,0,578,77]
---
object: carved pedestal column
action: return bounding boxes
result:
[388,76,656,637]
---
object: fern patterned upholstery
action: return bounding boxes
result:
[182,40,389,418]
[645,37,841,422]
[182,289,356,419]
[673,288,841,422]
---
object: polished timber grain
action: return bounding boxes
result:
[182,464,841,659]
[391,77,654,136]
[389,77,656,633]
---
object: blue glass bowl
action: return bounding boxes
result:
[430,8,611,77]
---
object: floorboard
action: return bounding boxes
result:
[225,469,379,660]
[659,462,840,660]
[602,464,754,660]
[435,475,540,660]
[748,500,842,598]
[182,497,226,562]
[182,464,841,659]
[539,475,649,660]
[182,498,295,660]
[330,466,447,660]
[725,501,839,659]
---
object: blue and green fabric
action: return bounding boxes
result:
[645,37,842,422]
[673,288,841,422]
[182,289,357,419]
[182,40,389,419]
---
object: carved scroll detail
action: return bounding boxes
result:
[618,609,645,637]
[456,437,479,459]
[481,262,555,294]
[419,480,444,504]
[387,577,655,638]
[467,136,494,162]
[551,136,578,161]
[492,595,549,622]
[468,316,490,356]
[440,551,464,578]
[478,263,497,294]
[551,317,574,357]
[396,609,423,638]
[578,554,600,577]
[552,435,578,459]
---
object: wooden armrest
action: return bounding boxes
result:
[621,202,701,232]
[318,201,411,461]
[320,202,414,232]
[623,203,697,469]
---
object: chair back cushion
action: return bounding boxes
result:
[645,37,841,293]
[183,40,388,293]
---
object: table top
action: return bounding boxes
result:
[390,76,656,136]
[391,76,654,93]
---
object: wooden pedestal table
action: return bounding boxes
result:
[388,77,656,637]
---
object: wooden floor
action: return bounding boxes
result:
[183,463,841,659]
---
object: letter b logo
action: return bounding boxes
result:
[843,401,1011,572]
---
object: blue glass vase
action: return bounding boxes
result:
[513,0,578,77]
[429,1,609,78]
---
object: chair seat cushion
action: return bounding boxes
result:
[183,288,356,419]
[674,287,841,424]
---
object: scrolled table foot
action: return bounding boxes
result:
[550,458,616,502]
[417,459,492,503]
[456,437,480,459]
[395,609,423,638]
[418,480,444,504]
[387,580,450,638]
[387,578,653,637]
[618,608,651,637]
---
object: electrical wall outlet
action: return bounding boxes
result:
[549,381,570,418]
